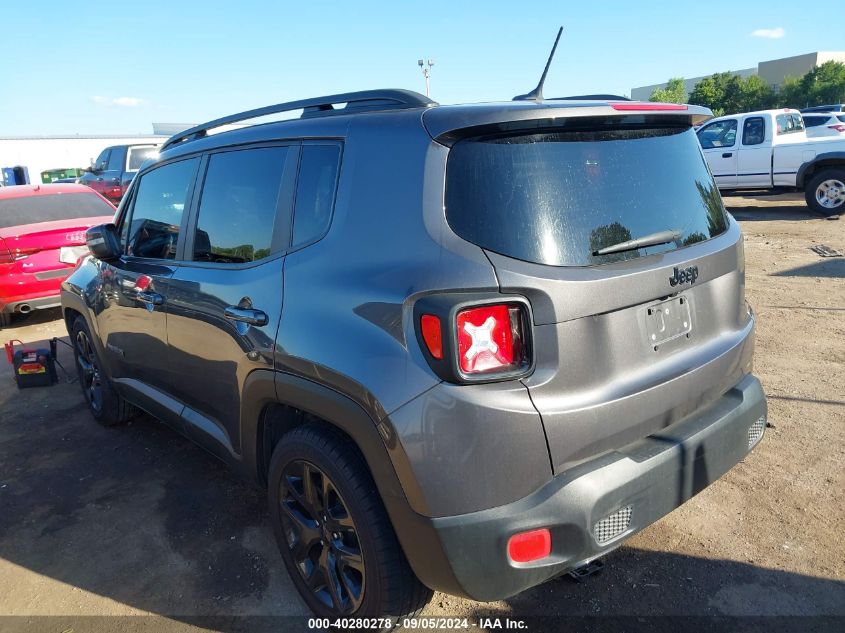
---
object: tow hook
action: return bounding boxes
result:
[567,558,605,582]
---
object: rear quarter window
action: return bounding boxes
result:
[291,144,341,249]
[445,126,728,267]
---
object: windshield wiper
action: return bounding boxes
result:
[592,229,681,257]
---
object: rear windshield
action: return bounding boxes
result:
[445,126,728,266]
[128,146,160,171]
[0,192,115,229]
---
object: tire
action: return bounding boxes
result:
[71,316,137,426]
[268,423,432,627]
[805,169,845,215]
[0,312,11,329]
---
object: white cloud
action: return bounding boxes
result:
[90,95,144,107]
[112,96,143,107]
[750,27,785,39]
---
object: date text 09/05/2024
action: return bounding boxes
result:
[306,617,528,629]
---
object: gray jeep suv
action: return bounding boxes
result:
[62,89,767,623]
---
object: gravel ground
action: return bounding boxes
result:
[0,196,842,633]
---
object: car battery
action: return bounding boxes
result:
[5,340,58,389]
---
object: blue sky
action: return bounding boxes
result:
[1,0,840,135]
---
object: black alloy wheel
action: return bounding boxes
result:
[279,459,365,614]
[75,328,103,415]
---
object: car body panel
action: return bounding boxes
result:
[166,256,284,456]
[1,184,115,314]
[77,143,161,203]
[698,109,845,189]
[61,92,767,603]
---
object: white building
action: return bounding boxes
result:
[0,134,168,185]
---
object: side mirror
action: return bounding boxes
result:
[85,224,121,261]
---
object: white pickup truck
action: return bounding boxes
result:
[697,108,845,214]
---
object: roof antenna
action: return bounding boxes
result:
[513,26,563,101]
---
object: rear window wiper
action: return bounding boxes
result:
[592,229,681,257]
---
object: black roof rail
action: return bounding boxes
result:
[550,94,632,101]
[162,89,436,151]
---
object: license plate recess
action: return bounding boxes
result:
[646,296,691,348]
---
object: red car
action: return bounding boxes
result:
[0,184,115,327]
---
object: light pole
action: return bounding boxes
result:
[418,58,434,97]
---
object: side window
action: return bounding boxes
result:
[125,158,198,259]
[128,146,160,171]
[193,147,288,264]
[697,120,737,149]
[803,116,823,128]
[107,147,125,171]
[742,117,765,146]
[291,144,341,248]
[94,148,111,171]
[776,114,798,135]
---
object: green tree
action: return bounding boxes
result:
[688,72,737,116]
[803,60,845,106]
[776,75,805,108]
[721,74,746,114]
[740,75,776,111]
[649,77,687,103]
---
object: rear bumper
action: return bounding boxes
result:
[1,294,62,314]
[404,374,766,601]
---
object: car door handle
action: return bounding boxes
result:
[224,306,268,326]
[722,152,733,158]
[136,291,164,306]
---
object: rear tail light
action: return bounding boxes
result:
[0,240,39,263]
[417,299,532,382]
[456,304,525,375]
[508,528,551,563]
[828,124,845,133]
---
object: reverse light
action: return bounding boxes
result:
[508,528,552,563]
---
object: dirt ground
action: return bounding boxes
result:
[0,196,842,633]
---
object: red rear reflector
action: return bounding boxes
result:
[456,304,517,374]
[508,528,551,563]
[829,125,845,132]
[420,314,443,359]
[611,102,688,111]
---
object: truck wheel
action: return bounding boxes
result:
[268,424,432,626]
[805,169,845,215]
[71,316,137,426]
